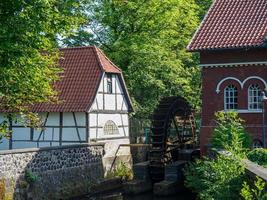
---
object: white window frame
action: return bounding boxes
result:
[103,120,119,135]
[224,85,238,110]
[248,84,262,110]
[107,74,113,94]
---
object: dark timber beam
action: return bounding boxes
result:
[72,112,82,142]
[86,112,89,143]
[8,115,12,150]
[59,112,63,146]
[90,110,128,114]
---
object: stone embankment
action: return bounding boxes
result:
[0,144,104,200]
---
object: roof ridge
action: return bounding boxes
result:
[59,46,95,50]
[94,46,121,73]
[91,46,105,73]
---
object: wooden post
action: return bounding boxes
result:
[59,112,63,146]
[86,112,89,143]
[8,115,12,150]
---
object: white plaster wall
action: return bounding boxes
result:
[100,138,132,174]
[0,112,87,150]
[89,113,129,140]
[91,73,129,111]
[62,112,86,141]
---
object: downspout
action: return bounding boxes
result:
[261,91,267,148]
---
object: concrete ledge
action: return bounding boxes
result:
[212,149,267,182]
[243,159,267,182]
[0,143,105,155]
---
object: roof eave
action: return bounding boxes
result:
[188,44,267,53]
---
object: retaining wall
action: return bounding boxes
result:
[0,144,104,200]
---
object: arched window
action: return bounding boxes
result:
[248,84,262,110]
[103,120,119,135]
[252,139,263,149]
[224,85,238,110]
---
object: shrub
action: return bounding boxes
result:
[241,176,267,200]
[106,162,133,181]
[25,170,39,184]
[212,111,252,156]
[247,148,267,168]
[184,155,245,200]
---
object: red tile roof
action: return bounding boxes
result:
[187,0,267,51]
[31,46,125,112]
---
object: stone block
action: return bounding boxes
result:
[123,179,152,195]
[133,161,151,181]
[91,177,122,194]
[165,160,187,182]
[153,180,182,196]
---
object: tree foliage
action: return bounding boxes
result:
[63,0,211,117]
[0,0,89,136]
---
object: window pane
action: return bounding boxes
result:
[224,85,238,110]
[248,84,261,110]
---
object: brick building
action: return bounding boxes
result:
[187,0,267,153]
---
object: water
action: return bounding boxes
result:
[78,190,196,200]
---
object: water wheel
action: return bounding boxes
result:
[149,96,197,182]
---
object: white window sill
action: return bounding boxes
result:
[224,109,263,113]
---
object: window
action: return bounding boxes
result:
[252,139,262,149]
[107,74,113,94]
[103,120,119,135]
[248,84,262,110]
[224,85,238,110]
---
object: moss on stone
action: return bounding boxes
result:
[3,193,13,200]
[0,179,6,200]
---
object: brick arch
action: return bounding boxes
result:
[243,76,267,92]
[216,76,267,94]
[216,77,242,93]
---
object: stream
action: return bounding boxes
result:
[76,189,196,200]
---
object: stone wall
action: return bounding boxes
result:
[0,144,104,200]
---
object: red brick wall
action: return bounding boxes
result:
[200,48,267,64]
[200,65,267,153]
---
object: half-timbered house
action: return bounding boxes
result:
[0,46,133,152]
[187,0,267,153]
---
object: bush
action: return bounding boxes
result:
[184,111,255,200]
[247,148,267,168]
[106,162,133,181]
[212,111,252,155]
[241,176,267,200]
[184,155,245,200]
[25,170,39,184]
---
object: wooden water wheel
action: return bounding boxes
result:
[149,96,197,182]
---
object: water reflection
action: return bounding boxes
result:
[82,190,195,200]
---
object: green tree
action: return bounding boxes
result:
[195,0,212,19]
[63,0,210,118]
[0,0,89,137]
